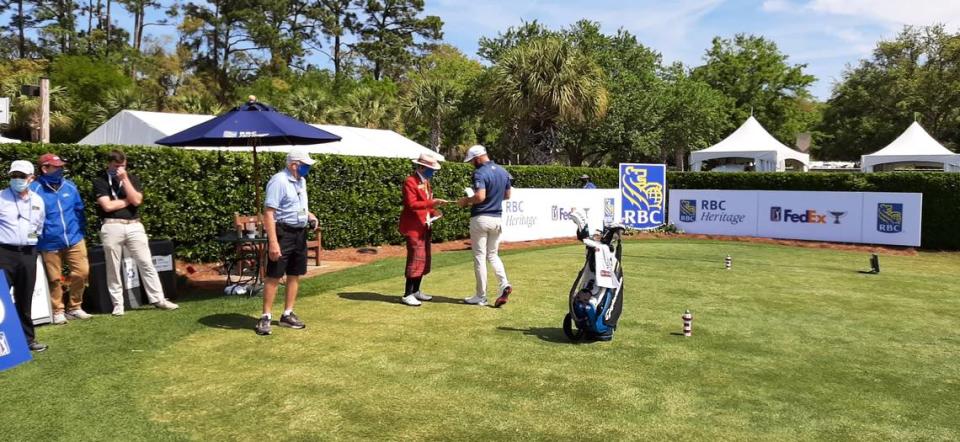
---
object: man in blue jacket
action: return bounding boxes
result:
[30,153,91,324]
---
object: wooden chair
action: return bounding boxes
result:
[227,213,265,284]
[306,227,322,267]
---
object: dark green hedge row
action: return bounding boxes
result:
[667,172,960,250]
[2,144,956,260]
[0,144,622,261]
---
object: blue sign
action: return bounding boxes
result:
[679,199,697,223]
[603,198,615,225]
[877,203,903,233]
[619,163,666,229]
[0,273,32,371]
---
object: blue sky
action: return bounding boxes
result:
[422,0,960,99]
[5,0,958,100]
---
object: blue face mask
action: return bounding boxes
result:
[9,178,29,193]
[421,168,436,179]
[297,164,311,178]
[40,169,64,186]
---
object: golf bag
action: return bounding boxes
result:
[562,213,625,342]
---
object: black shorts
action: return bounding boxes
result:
[266,224,308,278]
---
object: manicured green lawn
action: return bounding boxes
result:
[2,238,959,441]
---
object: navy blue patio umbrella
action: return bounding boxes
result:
[156,98,340,211]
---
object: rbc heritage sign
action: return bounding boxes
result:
[619,163,666,229]
[1,273,32,371]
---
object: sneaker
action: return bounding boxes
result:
[112,305,125,316]
[413,291,432,301]
[494,286,513,308]
[279,312,306,329]
[52,312,68,325]
[28,341,48,352]
[464,295,487,306]
[153,299,179,310]
[401,294,422,306]
[255,316,272,335]
[65,309,92,320]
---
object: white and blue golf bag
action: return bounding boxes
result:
[563,212,624,342]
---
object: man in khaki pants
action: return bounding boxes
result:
[29,153,92,324]
[457,145,514,308]
[92,150,178,316]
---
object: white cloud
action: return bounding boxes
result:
[807,0,960,28]
[761,0,796,13]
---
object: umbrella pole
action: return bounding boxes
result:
[253,142,262,214]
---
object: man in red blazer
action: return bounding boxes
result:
[398,153,447,306]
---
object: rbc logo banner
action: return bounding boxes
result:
[0,273,32,371]
[679,199,697,223]
[619,163,666,229]
[877,203,903,233]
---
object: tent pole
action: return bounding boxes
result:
[253,140,261,214]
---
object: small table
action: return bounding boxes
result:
[216,232,268,294]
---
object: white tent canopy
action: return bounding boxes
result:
[861,122,960,172]
[690,116,809,172]
[79,110,444,160]
[0,135,21,143]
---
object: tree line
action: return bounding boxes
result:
[1,1,958,167]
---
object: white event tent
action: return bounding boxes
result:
[0,135,21,143]
[79,110,444,160]
[861,122,960,172]
[690,116,809,172]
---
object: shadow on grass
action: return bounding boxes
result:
[337,292,466,305]
[198,313,258,330]
[497,326,582,344]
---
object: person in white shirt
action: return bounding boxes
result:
[0,160,47,352]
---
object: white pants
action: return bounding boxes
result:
[470,215,510,297]
[101,222,165,305]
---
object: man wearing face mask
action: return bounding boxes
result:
[30,153,92,324]
[457,145,514,308]
[256,148,320,336]
[398,153,447,306]
[93,150,178,316]
[0,160,47,352]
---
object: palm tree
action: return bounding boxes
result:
[486,37,608,164]
[403,77,458,153]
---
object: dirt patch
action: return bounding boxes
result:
[178,233,917,291]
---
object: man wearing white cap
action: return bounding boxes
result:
[257,148,319,335]
[458,145,514,307]
[0,160,47,351]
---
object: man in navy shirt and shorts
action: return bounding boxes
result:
[458,145,514,307]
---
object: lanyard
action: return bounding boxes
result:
[107,174,119,199]
[6,188,34,244]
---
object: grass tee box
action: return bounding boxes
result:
[1,238,959,440]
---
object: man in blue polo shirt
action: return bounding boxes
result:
[457,145,514,308]
[256,148,319,336]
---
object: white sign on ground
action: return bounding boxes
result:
[500,188,619,242]
[668,189,922,246]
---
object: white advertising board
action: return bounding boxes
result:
[668,190,759,236]
[500,188,619,242]
[667,189,922,246]
[757,191,864,243]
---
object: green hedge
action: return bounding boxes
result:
[0,144,624,261]
[667,172,960,250]
[2,144,957,260]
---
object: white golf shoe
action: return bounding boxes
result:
[413,291,432,301]
[463,295,487,306]
[401,294,422,306]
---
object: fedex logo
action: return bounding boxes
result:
[770,207,831,224]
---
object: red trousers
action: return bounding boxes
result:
[404,230,432,278]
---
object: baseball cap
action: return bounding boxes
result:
[463,145,487,163]
[9,160,34,175]
[286,148,315,165]
[39,153,67,167]
[580,174,590,179]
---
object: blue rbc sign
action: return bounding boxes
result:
[0,273,32,371]
[619,163,666,229]
[877,203,903,233]
[679,199,697,223]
